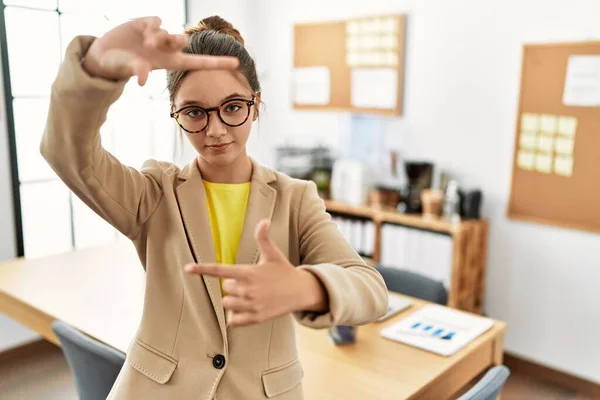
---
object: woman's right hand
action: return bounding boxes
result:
[82,16,238,86]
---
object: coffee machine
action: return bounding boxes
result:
[397,161,434,214]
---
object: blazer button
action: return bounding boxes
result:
[212,354,226,369]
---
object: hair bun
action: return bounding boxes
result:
[184,16,244,46]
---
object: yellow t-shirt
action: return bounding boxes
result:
[203,180,251,293]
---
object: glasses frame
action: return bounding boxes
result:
[170,96,256,134]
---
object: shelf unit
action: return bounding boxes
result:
[325,200,488,314]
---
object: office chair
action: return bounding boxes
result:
[52,320,125,400]
[457,365,510,400]
[376,265,448,305]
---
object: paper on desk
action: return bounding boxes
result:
[380,304,494,356]
[563,55,600,107]
[292,66,331,106]
[351,68,397,109]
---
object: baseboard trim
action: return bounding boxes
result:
[504,352,600,396]
[0,339,57,364]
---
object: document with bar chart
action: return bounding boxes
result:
[379,305,494,356]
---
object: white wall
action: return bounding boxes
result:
[193,0,600,382]
[0,40,40,350]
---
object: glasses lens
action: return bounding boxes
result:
[178,107,208,132]
[219,99,250,127]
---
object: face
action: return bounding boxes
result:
[172,70,259,167]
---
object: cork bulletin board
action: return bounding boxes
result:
[508,41,600,233]
[292,14,406,116]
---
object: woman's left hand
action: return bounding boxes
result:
[185,220,328,328]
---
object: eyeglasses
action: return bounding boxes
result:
[170,97,256,134]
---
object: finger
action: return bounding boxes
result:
[222,295,256,313]
[184,263,248,279]
[140,16,162,31]
[130,57,152,86]
[222,278,244,296]
[145,29,170,51]
[166,53,239,71]
[166,34,190,51]
[228,312,259,328]
[132,16,160,32]
[254,219,283,262]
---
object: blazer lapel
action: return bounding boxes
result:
[235,159,277,265]
[175,160,227,339]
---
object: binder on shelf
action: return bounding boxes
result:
[364,220,375,255]
[380,223,452,289]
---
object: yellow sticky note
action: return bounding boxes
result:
[558,116,578,138]
[382,34,397,49]
[347,21,360,35]
[359,36,371,50]
[373,18,384,33]
[540,114,557,135]
[385,51,398,66]
[346,52,359,67]
[517,150,535,170]
[535,154,553,173]
[555,137,575,155]
[554,156,574,177]
[521,113,538,131]
[358,20,370,34]
[363,20,377,34]
[347,37,360,50]
[536,135,554,153]
[520,131,537,150]
[383,17,397,34]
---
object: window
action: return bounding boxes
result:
[1,1,186,258]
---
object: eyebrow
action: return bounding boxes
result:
[177,93,251,108]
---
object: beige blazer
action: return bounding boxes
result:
[41,36,388,400]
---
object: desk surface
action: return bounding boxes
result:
[0,244,506,400]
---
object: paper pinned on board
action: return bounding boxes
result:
[555,137,575,155]
[292,66,331,106]
[351,68,397,109]
[540,114,557,135]
[535,154,553,173]
[520,131,537,150]
[536,135,554,153]
[563,55,600,107]
[521,113,539,131]
[554,156,574,176]
[558,116,578,137]
[517,150,535,170]
[516,113,578,177]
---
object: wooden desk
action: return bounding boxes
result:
[0,244,506,400]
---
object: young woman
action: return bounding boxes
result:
[41,15,388,400]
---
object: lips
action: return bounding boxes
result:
[207,142,232,151]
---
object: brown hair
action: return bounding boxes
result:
[166,16,261,104]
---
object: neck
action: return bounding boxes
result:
[197,153,253,183]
